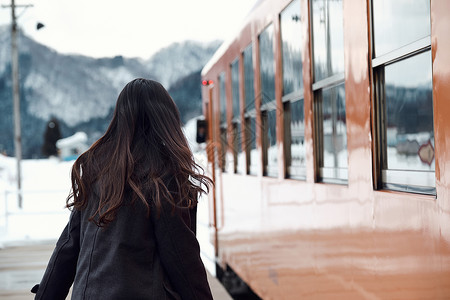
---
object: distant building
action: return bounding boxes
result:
[56,132,88,161]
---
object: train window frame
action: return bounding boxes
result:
[243,44,258,176]
[370,0,435,195]
[280,0,306,180]
[310,0,348,184]
[230,57,244,174]
[258,23,278,178]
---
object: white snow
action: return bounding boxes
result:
[56,132,88,148]
[0,155,73,247]
[56,132,89,160]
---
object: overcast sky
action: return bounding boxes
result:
[0,0,257,59]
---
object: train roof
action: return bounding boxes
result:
[201,0,265,76]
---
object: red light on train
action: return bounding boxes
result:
[202,80,214,86]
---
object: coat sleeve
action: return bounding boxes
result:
[33,209,81,300]
[152,199,213,300]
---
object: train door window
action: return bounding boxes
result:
[231,58,244,174]
[281,0,306,179]
[259,23,278,177]
[311,0,347,184]
[372,0,435,194]
[219,72,227,172]
[246,114,258,175]
[243,44,258,175]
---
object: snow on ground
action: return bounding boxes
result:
[0,155,73,247]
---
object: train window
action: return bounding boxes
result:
[281,0,303,95]
[372,0,430,58]
[231,59,240,120]
[317,83,347,181]
[259,24,278,177]
[231,58,244,174]
[262,104,278,177]
[243,44,257,175]
[284,99,306,179]
[311,0,345,82]
[233,122,244,174]
[281,0,305,179]
[311,0,347,184]
[244,45,255,112]
[219,72,227,126]
[246,115,258,175]
[372,0,434,194]
[219,72,227,172]
[259,24,276,103]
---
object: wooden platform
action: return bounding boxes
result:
[0,241,232,300]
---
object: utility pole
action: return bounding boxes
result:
[11,0,23,208]
[2,0,33,208]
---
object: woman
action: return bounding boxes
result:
[32,78,214,299]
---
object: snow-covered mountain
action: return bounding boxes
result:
[0,26,150,127]
[0,26,220,158]
[146,40,221,88]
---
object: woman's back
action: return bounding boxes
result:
[33,79,213,300]
[71,182,204,299]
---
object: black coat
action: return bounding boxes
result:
[32,187,213,300]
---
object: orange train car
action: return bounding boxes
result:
[199,0,450,299]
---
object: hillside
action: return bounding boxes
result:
[0,26,219,158]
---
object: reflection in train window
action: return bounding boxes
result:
[246,115,258,176]
[231,58,240,120]
[259,24,276,104]
[377,52,434,193]
[243,44,257,175]
[311,0,345,82]
[281,0,303,95]
[320,83,347,181]
[218,72,227,172]
[281,0,305,179]
[284,99,306,179]
[372,0,434,194]
[384,53,433,171]
[244,45,255,112]
[311,0,347,183]
[372,0,430,57]
[219,72,226,126]
[262,105,277,177]
[231,58,244,174]
[233,122,243,173]
[259,24,277,177]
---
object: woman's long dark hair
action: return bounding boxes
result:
[67,78,212,226]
